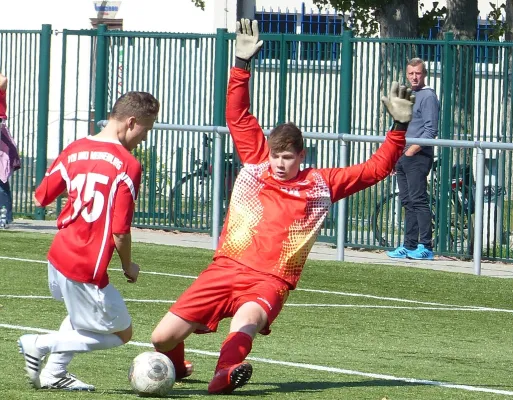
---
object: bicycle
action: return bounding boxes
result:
[371,157,475,255]
[169,134,240,228]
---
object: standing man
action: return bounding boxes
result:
[150,19,415,395]
[387,58,439,260]
[0,72,21,223]
[18,91,159,391]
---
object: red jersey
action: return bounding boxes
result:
[216,67,406,289]
[0,89,7,119]
[35,136,142,288]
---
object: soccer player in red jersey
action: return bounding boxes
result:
[18,92,159,391]
[151,20,415,394]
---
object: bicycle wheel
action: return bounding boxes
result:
[169,167,211,229]
[447,194,474,256]
[373,192,438,249]
[372,192,404,248]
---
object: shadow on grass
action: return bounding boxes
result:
[242,379,426,395]
[102,378,428,397]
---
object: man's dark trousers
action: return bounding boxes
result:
[395,152,433,251]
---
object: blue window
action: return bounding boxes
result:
[418,17,500,64]
[257,11,297,34]
[301,14,344,35]
[256,11,297,60]
[301,13,343,61]
[475,19,499,64]
[255,4,345,62]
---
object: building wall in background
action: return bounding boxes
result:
[1,1,504,33]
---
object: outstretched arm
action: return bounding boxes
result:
[324,82,415,201]
[226,68,268,164]
[323,130,405,201]
[226,19,267,165]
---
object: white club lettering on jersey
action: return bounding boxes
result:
[67,151,123,170]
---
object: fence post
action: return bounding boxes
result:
[439,32,454,253]
[94,24,108,134]
[148,146,157,220]
[473,147,485,274]
[338,30,353,135]
[336,30,353,260]
[35,24,52,220]
[277,33,288,124]
[212,28,228,249]
[55,29,69,217]
[338,139,348,261]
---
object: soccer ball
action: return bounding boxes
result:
[128,351,176,397]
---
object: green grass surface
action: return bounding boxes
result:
[1,231,513,399]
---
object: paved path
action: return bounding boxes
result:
[6,219,513,278]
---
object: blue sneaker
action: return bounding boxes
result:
[386,245,409,259]
[407,244,434,260]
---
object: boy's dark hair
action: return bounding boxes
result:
[111,91,160,120]
[268,122,304,153]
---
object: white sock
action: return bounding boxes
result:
[42,316,75,377]
[42,352,74,377]
[36,329,124,354]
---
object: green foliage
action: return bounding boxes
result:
[313,0,447,37]
[486,2,507,40]
[313,0,380,36]
[418,2,447,37]
[132,146,170,194]
[191,0,205,10]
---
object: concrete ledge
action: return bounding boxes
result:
[5,219,513,278]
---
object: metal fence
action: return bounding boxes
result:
[3,24,513,261]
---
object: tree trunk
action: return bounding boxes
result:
[376,0,419,133]
[445,0,478,39]
[443,0,478,142]
[506,0,513,42]
[504,0,513,144]
[504,0,513,138]
[377,0,419,38]
[441,0,477,187]
[377,0,419,82]
[441,0,478,253]
[499,0,513,249]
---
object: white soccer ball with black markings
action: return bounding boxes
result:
[128,351,176,397]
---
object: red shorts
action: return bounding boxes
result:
[170,258,290,335]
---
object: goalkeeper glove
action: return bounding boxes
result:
[381,81,415,131]
[234,19,263,71]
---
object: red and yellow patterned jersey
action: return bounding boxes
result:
[215,67,406,289]
[35,136,141,288]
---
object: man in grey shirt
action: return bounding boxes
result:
[387,58,439,260]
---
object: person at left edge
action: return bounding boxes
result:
[0,72,21,223]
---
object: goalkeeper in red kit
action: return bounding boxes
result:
[151,19,415,394]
